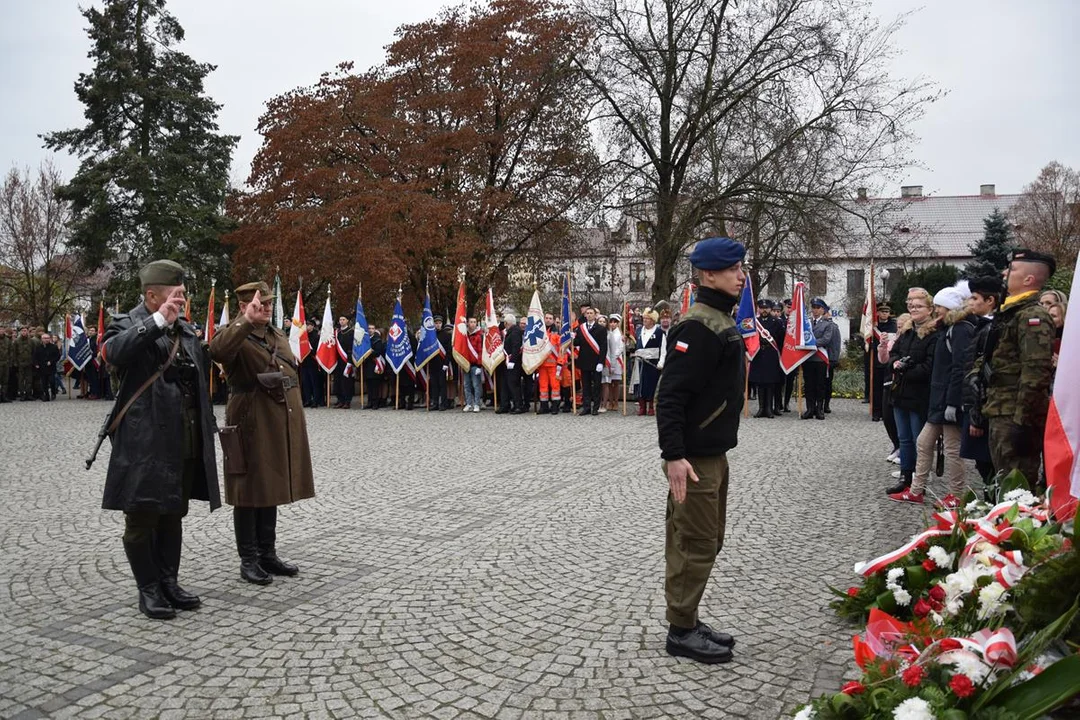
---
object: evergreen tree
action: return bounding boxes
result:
[42,0,237,300]
[888,263,958,315]
[963,208,1014,279]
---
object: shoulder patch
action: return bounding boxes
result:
[1027,318,1041,326]
[675,340,689,353]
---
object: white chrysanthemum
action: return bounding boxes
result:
[965,499,987,515]
[977,582,1010,620]
[1003,489,1037,506]
[888,568,905,583]
[893,588,912,606]
[893,696,935,720]
[793,707,816,720]
[944,564,992,597]
[927,546,955,569]
[930,611,944,625]
[940,650,992,682]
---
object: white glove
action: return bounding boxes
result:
[473,367,482,376]
[944,406,958,423]
[595,363,603,373]
[506,361,515,369]
[556,366,562,379]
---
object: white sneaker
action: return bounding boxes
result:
[598,407,608,414]
[886,450,899,463]
[473,405,481,413]
[890,470,902,479]
[463,405,472,413]
[890,453,901,465]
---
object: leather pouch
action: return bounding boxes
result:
[218,425,246,475]
[257,371,288,404]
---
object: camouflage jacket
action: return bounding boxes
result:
[0,336,10,370]
[973,292,1054,426]
[13,336,34,366]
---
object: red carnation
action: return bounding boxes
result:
[901,665,925,688]
[939,638,963,652]
[913,599,932,618]
[929,585,947,602]
[841,681,866,696]
[847,587,859,597]
[929,598,944,611]
[922,559,936,572]
[950,674,975,698]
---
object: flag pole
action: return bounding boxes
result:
[744,358,750,418]
[569,272,577,415]
[209,279,216,399]
[868,262,875,419]
[325,285,332,409]
[797,368,803,415]
[358,282,365,407]
[622,300,628,415]
[395,374,400,410]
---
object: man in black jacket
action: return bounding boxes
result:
[656,236,745,665]
[33,333,61,401]
[436,316,455,409]
[99,259,221,620]
[500,313,525,413]
[364,330,387,408]
[333,316,354,408]
[573,307,607,415]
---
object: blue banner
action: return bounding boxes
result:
[415,295,441,370]
[560,274,572,352]
[351,297,373,366]
[385,297,414,374]
[67,314,94,371]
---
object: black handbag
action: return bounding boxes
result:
[934,435,945,477]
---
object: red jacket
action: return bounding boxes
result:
[466,330,483,366]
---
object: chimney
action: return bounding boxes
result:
[857,187,868,201]
[900,185,923,198]
[980,184,995,197]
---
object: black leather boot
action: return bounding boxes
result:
[156,519,201,610]
[885,470,913,495]
[256,507,298,577]
[753,392,769,418]
[123,539,176,620]
[815,401,826,420]
[801,401,816,420]
[539,401,549,414]
[234,508,272,585]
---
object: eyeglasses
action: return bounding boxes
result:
[906,303,928,309]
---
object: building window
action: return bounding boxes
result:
[767,272,785,298]
[809,270,828,298]
[847,269,865,296]
[629,263,646,292]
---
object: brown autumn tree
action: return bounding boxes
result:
[228,0,603,316]
[1012,161,1080,270]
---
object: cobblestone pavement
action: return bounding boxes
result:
[0,398,963,719]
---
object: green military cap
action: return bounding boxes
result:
[138,259,186,289]
[234,281,275,303]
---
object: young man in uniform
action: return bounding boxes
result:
[656,237,746,664]
[573,307,607,415]
[972,249,1056,487]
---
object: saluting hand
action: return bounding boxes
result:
[667,459,699,504]
[244,289,263,324]
[159,287,186,325]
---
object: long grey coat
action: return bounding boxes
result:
[209,319,315,508]
[100,303,221,513]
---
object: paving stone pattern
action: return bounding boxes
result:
[0,399,963,719]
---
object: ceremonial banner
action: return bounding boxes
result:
[183,296,191,323]
[67,314,94,371]
[735,275,759,360]
[1044,250,1080,521]
[218,293,230,328]
[680,283,695,315]
[481,287,506,374]
[521,289,552,374]
[95,300,104,367]
[385,297,414,374]
[451,280,474,371]
[273,273,285,330]
[351,293,373,367]
[315,294,338,373]
[205,285,216,342]
[288,290,311,362]
[560,274,573,352]
[859,262,878,351]
[779,281,818,374]
[416,294,441,370]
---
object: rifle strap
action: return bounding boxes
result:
[106,333,181,435]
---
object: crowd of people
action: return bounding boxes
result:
[0,325,112,403]
[869,250,1067,508]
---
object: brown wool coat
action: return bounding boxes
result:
[209,318,315,508]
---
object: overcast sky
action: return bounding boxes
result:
[2,0,1077,197]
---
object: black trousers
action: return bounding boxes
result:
[882,385,900,451]
[581,369,602,411]
[784,372,796,408]
[428,364,448,407]
[803,362,828,406]
[824,365,834,408]
[507,364,524,410]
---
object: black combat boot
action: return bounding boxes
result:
[234,508,272,585]
[815,401,826,420]
[824,398,832,414]
[885,469,913,495]
[539,401,549,414]
[550,399,559,415]
[665,624,733,664]
[801,402,817,420]
[753,392,770,418]
[156,519,201,610]
[123,538,176,620]
[256,507,299,577]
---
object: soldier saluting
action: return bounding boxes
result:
[98,260,221,620]
[971,248,1057,487]
[210,282,315,585]
[656,237,746,665]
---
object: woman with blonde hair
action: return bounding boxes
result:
[631,308,664,415]
[1039,289,1067,310]
[884,288,941,495]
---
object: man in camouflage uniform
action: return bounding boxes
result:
[14,327,34,400]
[971,249,1056,486]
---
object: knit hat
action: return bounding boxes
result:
[933,285,969,311]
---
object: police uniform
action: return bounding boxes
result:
[973,250,1057,486]
[656,237,744,665]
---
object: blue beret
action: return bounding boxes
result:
[811,297,830,311]
[688,237,745,271]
